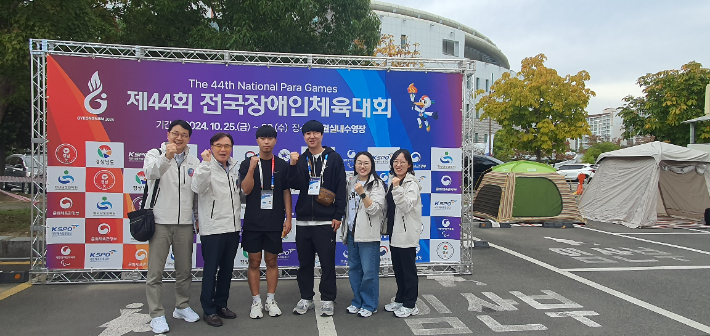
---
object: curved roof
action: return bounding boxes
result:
[371,1,510,69]
[597,141,710,164]
[492,161,557,173]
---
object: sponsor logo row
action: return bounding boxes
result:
[52,141,463,173]
[47,239,460,270]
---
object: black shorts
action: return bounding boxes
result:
[241,231,283,255]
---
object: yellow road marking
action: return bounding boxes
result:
[0,282,31,300]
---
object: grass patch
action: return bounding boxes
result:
[0,208,32,236]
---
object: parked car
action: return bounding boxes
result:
[466,155,504,189]
[3,154,45,193]
[556,163,596,181]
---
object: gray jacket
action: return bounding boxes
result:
[341,174,386,243]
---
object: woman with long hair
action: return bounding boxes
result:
[341,151,386,318]
[383,149,422,318]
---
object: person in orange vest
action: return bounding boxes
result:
[574,173,586,195]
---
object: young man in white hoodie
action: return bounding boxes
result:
[143,120,201,334]
[192,132,242,327]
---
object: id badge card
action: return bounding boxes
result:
[308,177,321,195]
[261,190,274,209]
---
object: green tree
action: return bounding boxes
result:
[0,0,117,171]
[618,61,710,146]
[475,54,594,162]
[582,142,620,164]
[199,0,380,55]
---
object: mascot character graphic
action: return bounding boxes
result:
[407,83,439,132]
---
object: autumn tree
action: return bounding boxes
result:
[198,0,381,56]
[582,142,620,164]
[475,54,594,162]
[372,34,422,67]
[618,61,710,146]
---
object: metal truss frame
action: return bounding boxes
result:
[29,39,475,283]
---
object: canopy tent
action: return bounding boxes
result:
[471,161,584,224]
[579,142,710,228]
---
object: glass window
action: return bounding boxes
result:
[475,77,480,90]
[485,79,490,92]
[401,35,407,48]
[442,39,456,55]
[475,133,479,142]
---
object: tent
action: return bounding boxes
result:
[471,161,584,224]
[579,142,710,228]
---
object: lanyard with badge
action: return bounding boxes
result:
[258,158,275,209]
[307,154,328,196]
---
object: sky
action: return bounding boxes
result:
[381,0,710,115]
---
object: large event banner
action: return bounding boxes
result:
[44,54,463,270]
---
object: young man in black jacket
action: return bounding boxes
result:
[288,120,347,317]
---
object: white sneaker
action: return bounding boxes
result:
[265,299,282,317]
[173,307,200,322]
[358,308,376,317]
[346,305,359,314]
[320,300,334,316]
[384,301,403,312]
[250,301,264,319]
[293,299,315,315]
[150,316,169,333]
[394,306,419,318]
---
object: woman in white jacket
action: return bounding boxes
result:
[383,149,423,318]
[191,132,242,327]
[341,151,386,318]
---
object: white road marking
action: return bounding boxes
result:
[313,278,337,336]
[564,265,710,272]
[461,292,518,312]
[477,315,547,332]
[543,237,585,245]
[477,237,710,334]
[422,294,451,314]
[546,311,602,327]
[427,275,486,287]
[582,227,710,256]
[685,228,710,233]
[613,232,710,235]
[509,290,583,310]
[404,317,472,335]
[98,303,152,336]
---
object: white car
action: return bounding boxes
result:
[556,163,596,181]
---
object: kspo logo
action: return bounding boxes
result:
[98,223,111,235]
[52,225,80,232]
[135,249,148,261]
[94,170,116,191]
[441,175,452,186]
[280,248,296,256]
[83,71,108,115]
[373,154,392,165]
[55,143,78,165]
[89,250,117,261]
[436,241,455,260]
[60,197,73,209]
[433,200,458,211]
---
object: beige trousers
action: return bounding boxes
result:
[146,224,194,318]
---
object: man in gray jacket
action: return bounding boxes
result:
[143,120,201,334]
[192,132,242,327]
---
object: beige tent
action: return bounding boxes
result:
[579,142,710,228]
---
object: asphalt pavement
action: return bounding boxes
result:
[1,221,709,336]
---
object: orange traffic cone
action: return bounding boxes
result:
[574,173,585,195]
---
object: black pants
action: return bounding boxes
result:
[200,231,240,316]
[391,246,418,308]
[296,225,337,301]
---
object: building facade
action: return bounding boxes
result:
[371,1,513,149]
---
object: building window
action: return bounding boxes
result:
[475,77,480,91]
[442,39,458,56]
[485,79,490,92]
[401,35,407,49]
[475,133,479,142]
[484,134,489,143]
[476,110,480,119]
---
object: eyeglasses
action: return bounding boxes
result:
[393,160,409,166]
[169,131,190,138]
[355,161,371,166]
[211,144,232,150]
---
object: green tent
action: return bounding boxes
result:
[472,161,583,223]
